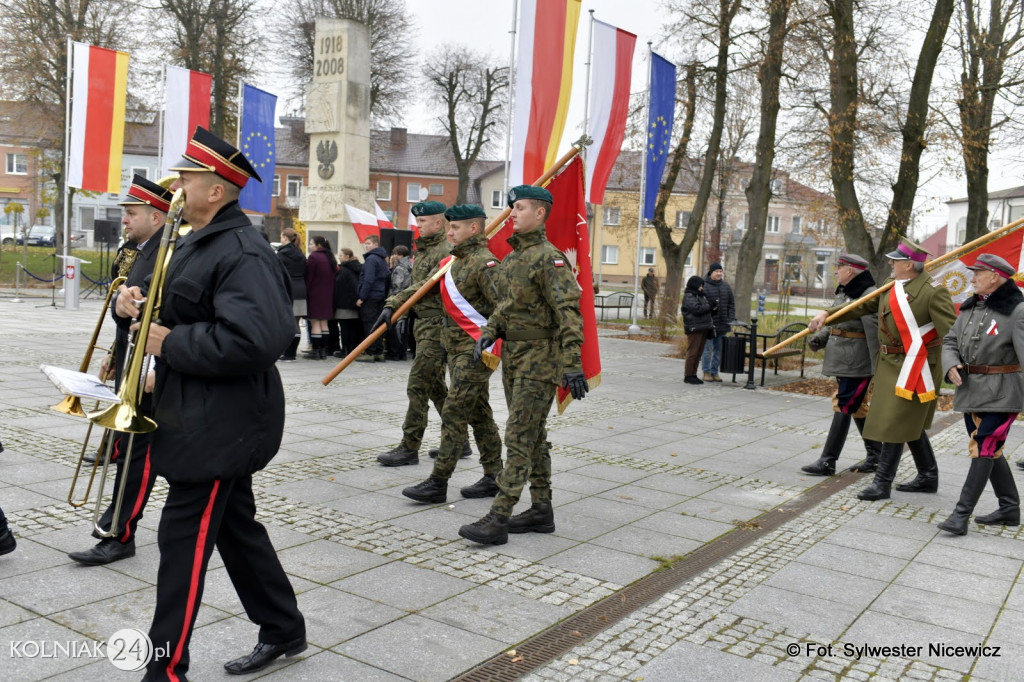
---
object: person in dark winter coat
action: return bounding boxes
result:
[329,248,362,358]
[681,276,716,384]
[938,253,1024,535]
[275,227,306,360]
[701,262,736,381]
[304,236,337,359]
[357,234,391,362]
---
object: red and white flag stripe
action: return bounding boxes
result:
[585,20,636,205]
[68,42,129,193]
[161,65,212,177]
[345,204,379,242]
[374,202,395,229]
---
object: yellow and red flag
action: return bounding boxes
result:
[68,42,129,193]
[508,0,583,186]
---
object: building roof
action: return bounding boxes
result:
[0,101,62,147]
[949,185,1024,203]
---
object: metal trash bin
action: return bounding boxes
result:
[719,334,748,374]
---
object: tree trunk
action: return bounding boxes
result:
[735,0,790,322]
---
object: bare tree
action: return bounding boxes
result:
[423,46,508,204]
[278,0,416,123]
[158,0,261,137]
[951,0,1024,242]
[734,0,792,321]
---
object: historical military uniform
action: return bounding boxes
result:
[68,175,171,566]
[828,238,956,501]
[459,185,586,545]
[402,205,504,503]
[938,254,1024,535]
[376,201,454,466]
[145,128,305,681]
[802,253,882,476]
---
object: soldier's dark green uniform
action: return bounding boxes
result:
[377,202,451,464]
[458,186,584,545]
[402,206,506,503]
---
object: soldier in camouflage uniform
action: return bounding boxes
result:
[375,201,455,466]
[459,185,589,546]
[401,205,505,503]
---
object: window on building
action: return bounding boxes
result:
[491,189,503,209]
[767,215,780,233]
[640,247,656,266]
[272,175,280,197]
[406,182,422,202]
[286,175,303,198]
[130,166,149,180]
[5,153,27,175]
[429,183,444,196]
[770,178,782,194]
[684,252,692,267]
[601,245,619,264]
[815,253,829,288]
[675,210,691,229]
[957,217,967,244]
[792,216,801,234]
[603,206,620,225]
[376,181,391,200]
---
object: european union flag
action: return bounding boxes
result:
[643,53,676,221]
[238,84,277,213]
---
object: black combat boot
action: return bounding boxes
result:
[848,417,882,472]
[857,442,903,501]
[937,457,994,535]
[460,475,499,498]
[458,511,509,545]
[508,502,555,534]
[895,433,938,493]
[801,412,850,476]
[279,336,300,361]
[377,444,418,466]
[68,538,135,565]
[402,477,447,504]
[428,442,472,459]
[975,456,1021,526]
[303,335,322,360]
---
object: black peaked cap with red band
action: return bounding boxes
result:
[169,126,262,188]
[118,174,174,214]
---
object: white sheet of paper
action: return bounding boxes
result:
[40,365,121,404]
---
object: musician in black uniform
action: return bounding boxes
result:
[68,175,171,566]
[123,128,305,681]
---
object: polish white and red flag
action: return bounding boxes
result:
[161,65,212,176]
[407,209,421,241]
[374,202,395,229]
[585,20,636,205]
[67,42,129,193]
[933,227,1024,307]
[345,204,379,242]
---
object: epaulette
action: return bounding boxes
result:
[930,279,943,288]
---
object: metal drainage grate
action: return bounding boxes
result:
[454,412,961,681]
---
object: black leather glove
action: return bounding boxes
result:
[473,327,498,364]
[373,307,394,332]
[562,372,589,400]
[808,335,825,352]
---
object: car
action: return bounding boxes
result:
[15,224,57,247]
[1,225,16,245]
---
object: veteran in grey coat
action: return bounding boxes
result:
[937,253,1024,535]
[801,254,882,476]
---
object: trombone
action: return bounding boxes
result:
[84,190,185,538]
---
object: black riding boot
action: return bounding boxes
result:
[858,442,903,500]
[937,457,994,535]
[848,417,882,472]
[975,456,1021,526]
[895,433,938,493]
[802,412,850,476]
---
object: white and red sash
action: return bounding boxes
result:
[889,280,938,402]
[438,255,502,369]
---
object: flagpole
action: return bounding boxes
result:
[157,64,165,176]
[583,10,597,281]
[236,80,244,148]
[629,43,653,335]
[62,35,73,271]
[502,0,519,193]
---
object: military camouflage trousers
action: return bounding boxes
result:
[492,373,556,516]
[431,349,503,480]
[400,319,447,451]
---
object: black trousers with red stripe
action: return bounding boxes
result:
[145,475,304,682]
[95,432,157,543]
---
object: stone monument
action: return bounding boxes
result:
[299,17,373,250]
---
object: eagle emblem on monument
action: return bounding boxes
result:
[317,140,338,180]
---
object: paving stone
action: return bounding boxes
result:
[331,560,475,611]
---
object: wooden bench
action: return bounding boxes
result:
[594,291,635,320]
[728,321,808,386]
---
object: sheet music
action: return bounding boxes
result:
[40,365,121,404]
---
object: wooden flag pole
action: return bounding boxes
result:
[321,136,593,386]
[762,217,1024,357]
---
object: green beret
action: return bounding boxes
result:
[444,204,487,221]
[411,200,447,217]
[507,184,553,207]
